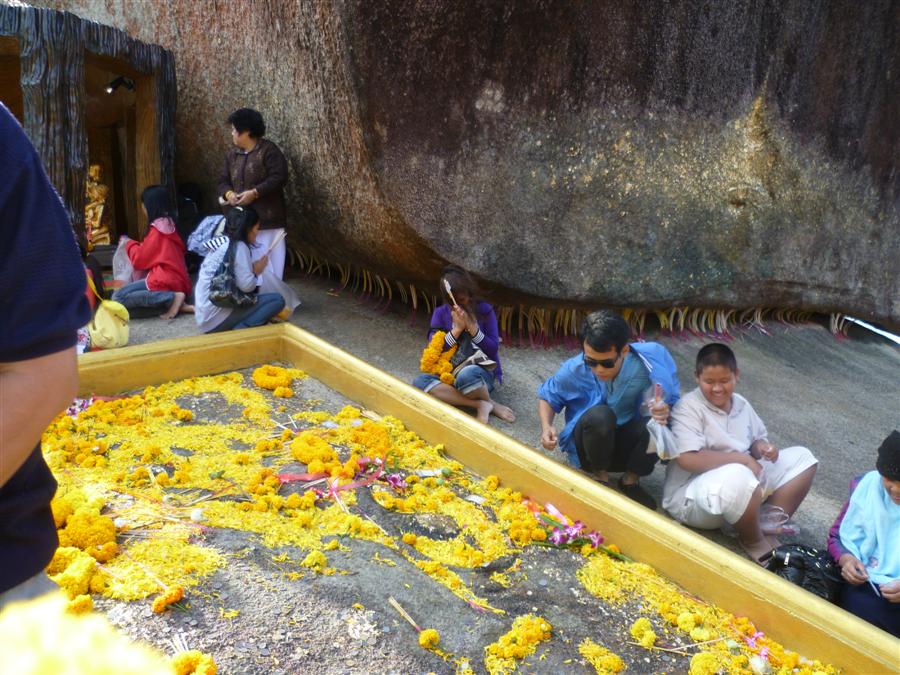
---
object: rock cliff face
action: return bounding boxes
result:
[33,0,900,326]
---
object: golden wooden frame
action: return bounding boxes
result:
[78,324,899,672]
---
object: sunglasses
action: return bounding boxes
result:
[583,352,620,369]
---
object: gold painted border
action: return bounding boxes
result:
[77,324,899,671]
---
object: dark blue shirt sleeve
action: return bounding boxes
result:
[0,105,91,361]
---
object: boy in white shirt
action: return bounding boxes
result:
[664,343,818,563]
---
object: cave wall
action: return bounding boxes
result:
[30,0,900,326]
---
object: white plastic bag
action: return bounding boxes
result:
[647,418,680,460]
[258,269,301,318]
[112,237,135,282]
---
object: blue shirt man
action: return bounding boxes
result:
[538,311,680,509]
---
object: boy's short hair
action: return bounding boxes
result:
[695,343,738,374]
[227,108,266,138]
[580,310,630,353]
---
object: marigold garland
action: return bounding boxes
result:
[419,331,457,385]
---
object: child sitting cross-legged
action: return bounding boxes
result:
[663,343,818,564]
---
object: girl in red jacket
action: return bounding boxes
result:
[112,186,193,320]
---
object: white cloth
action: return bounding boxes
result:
[194,239,257,333]
[667,445,818,528]
[251,228,286,280]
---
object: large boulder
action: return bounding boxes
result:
[36,0,900,327]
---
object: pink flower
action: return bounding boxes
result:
[745,630,764,648]
[385,473,407,491]
[564,520,585,538]
[549,528,569,546]
[759,647,770,662]
[587,530,604,548]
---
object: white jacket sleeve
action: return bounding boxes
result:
[233,243,258,292]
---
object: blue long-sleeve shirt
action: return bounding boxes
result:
[538,342,681,460]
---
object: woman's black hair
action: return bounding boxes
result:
[141,185,175,223]
[227,108,266,138]
[224,206,260,245]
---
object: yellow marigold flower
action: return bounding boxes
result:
[579,638,625,673]
[88,541,118,563]
[418,628,440,649]
[689,651,721,675]
[677,611,696,632]
[439,372,455,385]
[301,550,327,570]
[66,594,93,615]
[151,585,184,613]
[690,626,711,642]
[252,365,293,390]
[233,452,250,465]
[154,472,170,487]
[402,533,417,545]
[172,649,217,675]
[273,386,293,398]
[629,617,656,648]
[484,475,500,490]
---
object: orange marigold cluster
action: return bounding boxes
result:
[419,331,457,385]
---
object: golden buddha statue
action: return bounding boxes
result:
[85,164,111,248]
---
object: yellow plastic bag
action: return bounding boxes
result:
[86,276,129,349]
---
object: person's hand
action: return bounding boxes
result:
[880,580,900,602]
[838,554,869,585]
[758,441,779,462]
[649,400,670,424]
[225,190,239,206]
[235,189,258,206]
[450,305,467,337]
[252,255,269,276]
[740,454,764,478]
[540,426,558,451]
[464,311,479,336]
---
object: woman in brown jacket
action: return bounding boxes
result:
[218,108,289,279]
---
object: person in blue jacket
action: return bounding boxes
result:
[538,310,680,509]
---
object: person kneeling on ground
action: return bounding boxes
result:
[827,430,899,637]
[537,310,680,509]
[194,206,285,333]
[665,343,818,564]
[112,185,193,320]
[412,265,515,425]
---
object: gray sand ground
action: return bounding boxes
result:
[127,272,900,557]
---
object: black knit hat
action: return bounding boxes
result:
[875,430,900,481]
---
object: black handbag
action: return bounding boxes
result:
[208,241,258,308]
[763,544,844,603]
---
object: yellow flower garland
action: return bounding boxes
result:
[419,331,457,385]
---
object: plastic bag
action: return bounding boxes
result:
[759,504,800,536]
[647,418,680,459]
[258,269,301,318]
[642,383,679,459]
[112,237,135,282]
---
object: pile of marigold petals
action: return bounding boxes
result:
[38,365,839,675]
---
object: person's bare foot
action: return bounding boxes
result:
[475,400,494,423]
[179,303,195,314]
[739,536,774,566]
[490,402,516,423]
[160,292,186,320]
